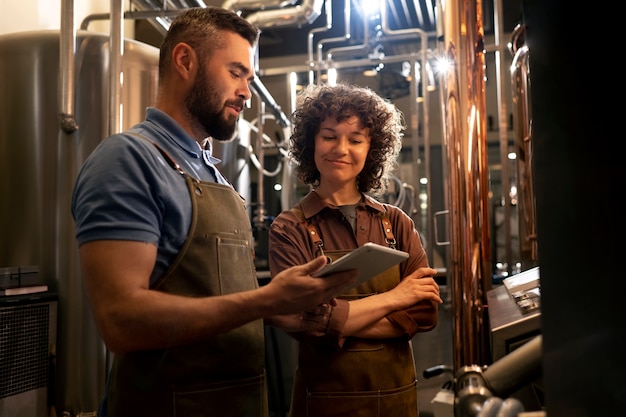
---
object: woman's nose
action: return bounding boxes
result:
[332,137,348,152]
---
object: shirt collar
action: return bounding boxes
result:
[298,190,385,218]
[199,138,223,165]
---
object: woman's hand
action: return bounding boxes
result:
[385,267,443,310]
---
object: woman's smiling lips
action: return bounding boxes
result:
[326,159,351,166]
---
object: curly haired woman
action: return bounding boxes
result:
[269,82,443,417]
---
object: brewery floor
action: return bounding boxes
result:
[265,290,455,417]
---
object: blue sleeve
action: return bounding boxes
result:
[71,134,180,247]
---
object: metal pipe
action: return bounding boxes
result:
[254,98,267,228]
[453,335,542,417]
[306,0,333,85]
[325,10,368,66]
[509,24,537,269]
[493,0,513,275]
[315,0,351,82]
[221,0,295,11]
[250,76,290,128]
[80,10,183,30]
[483,335,542,397]
[109,0,124,137]
[59,0,77,133]
[380,1,432,261]
[245,0,324,29]
[441,0,492,371]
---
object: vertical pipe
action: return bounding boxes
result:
[110,0,124,136]
[509,25,537,269]
[280,72,299,212]
[441,0,492,371]
[59,0,78,133]
[254,99,267,228]
[492,0,513,275]
[306,0,333,85]
[379,4,431,257]
[315,0,351,82]
[409,61,421,230]
[421,50,432,261]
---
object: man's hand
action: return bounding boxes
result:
[266,300,336,332]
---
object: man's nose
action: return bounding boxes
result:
[237,80,252,101]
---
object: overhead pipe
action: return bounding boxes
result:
[380,0,433,262]
[306,0,333,85]
[319,2,438,87]
[80,9,183,31]
[131,0,321,31]
[244,0,324,29]
[128,0,326,125]
[324,4,368,68]
[222,0,297,11]
[59,0,77,133]
[129,0,197,32]
[311,0,351,83]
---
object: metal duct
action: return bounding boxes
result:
[221,0,297,12]
[130,0,323,31]
[440,0,492,371]
[243,0,324,29]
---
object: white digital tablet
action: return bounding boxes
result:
[312,242,409,289]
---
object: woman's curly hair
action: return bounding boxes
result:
[289,82,405,195]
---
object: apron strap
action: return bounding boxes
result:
[380,211,397,249]
[292,204,398,253]
[291,205,325,257]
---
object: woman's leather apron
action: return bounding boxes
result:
[107,142,267,417]
[289,207,418,417]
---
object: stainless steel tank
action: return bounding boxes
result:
[0,29,158,415]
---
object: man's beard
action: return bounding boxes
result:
[185,68,239,142]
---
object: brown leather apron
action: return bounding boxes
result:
[107,142,267,417]
[289,207,418,417]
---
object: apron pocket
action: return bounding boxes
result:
[304,380,418,417]
[172,373,267,417]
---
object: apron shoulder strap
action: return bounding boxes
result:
[291,205,325,256]
[127,132,185,175]
[380,210,397,249]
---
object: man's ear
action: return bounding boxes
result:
[171,42,196,81]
